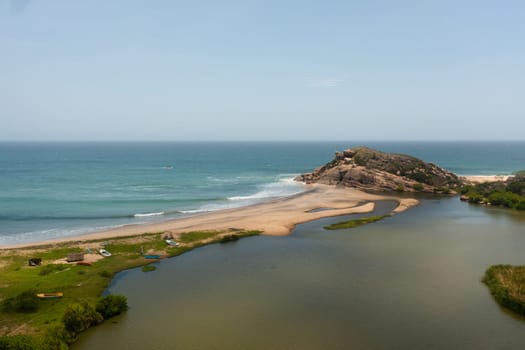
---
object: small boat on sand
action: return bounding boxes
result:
[36,292,63,299]
[76,262,92,266]
[99,249,112,257]
[165,239,179,246]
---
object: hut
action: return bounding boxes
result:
[66,253,85,262]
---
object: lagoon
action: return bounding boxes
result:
[74,198,525,349]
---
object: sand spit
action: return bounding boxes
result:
[0,185,418,250]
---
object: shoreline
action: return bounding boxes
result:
[0,184,419,250]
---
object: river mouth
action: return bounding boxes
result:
[73,197,525,350]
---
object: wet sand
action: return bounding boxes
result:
[0,184,418,249]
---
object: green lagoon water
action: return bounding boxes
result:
[74,198,525,349]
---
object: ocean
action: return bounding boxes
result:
[1,141,524,245]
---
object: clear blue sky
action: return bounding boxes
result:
[1,0,524,141]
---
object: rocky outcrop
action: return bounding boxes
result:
[295,147,462,193]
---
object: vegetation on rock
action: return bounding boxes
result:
[296,147,462,193]
[460,172,525,210]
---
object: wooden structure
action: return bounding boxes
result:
[66,253,85,262]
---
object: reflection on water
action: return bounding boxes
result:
[74,198,525,349]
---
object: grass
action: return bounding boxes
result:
[0,228,260,345]
[324,215,388,230]
[141,265,157,272]
[483,265,525,317]
[177,230,223,243]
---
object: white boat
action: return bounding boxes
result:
[99,249,112,257]
[165,239,179,246]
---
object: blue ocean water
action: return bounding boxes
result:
[1,141,524,245]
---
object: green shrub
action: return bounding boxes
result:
[507,179,525,195]
[324,215,387,230]
[413,183,424,191]
[516,201,525,211]
[142,265,156,272]
[219,235,239,243]
[395,184,404,192]
[488,191,522,208]
[99,270,112,278]
[96,294,128,319]
[2,290,39,313]
[62,301,103,336]
[0,335,38,350]
[40,325,70,350]
[467,192,484,203]
[39,265,55,276]
[483,265,525,317]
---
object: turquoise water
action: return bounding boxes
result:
[1,141,524,244]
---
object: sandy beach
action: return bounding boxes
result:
[461,175,514,184]
[0,184,418,250]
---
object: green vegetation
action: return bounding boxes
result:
[177,230,219,243]
[2,291,40,313]
[62,301,103,338]
[0,229,260,349]
[483,265,525,317]
[413,183,424,191]
[0,335,40,350]
[460,174,525,210]
[324,215,388,230]
[219,234,240,243]
[141,265,156,272]
[95,295,128,319]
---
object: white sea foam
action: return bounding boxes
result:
[228,176,303,201]
[0,224,125,246]
[179,176,305,215]
[134,211,165,217]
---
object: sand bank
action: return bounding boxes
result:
[461,175,514,184]
[0,185,418,249]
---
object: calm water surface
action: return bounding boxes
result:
[74,198,525,349]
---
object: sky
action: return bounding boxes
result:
[1,0,524,141]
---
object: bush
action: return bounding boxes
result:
[142,265,156,272]
[395,184,404,192]
[2,290,39,313]
[413,183,424,191]
[96,294,128,319]
[99,270,112,278]
[488,191,522,208]
[62,301,103,336]
[483,265,525,317]
[507,179,525,195]
[0,335,38,350]
[39,265,55,276]
[40,326,70,350]
[467,192,484,203]
[516,201,525,211]
[219,235,239,243]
